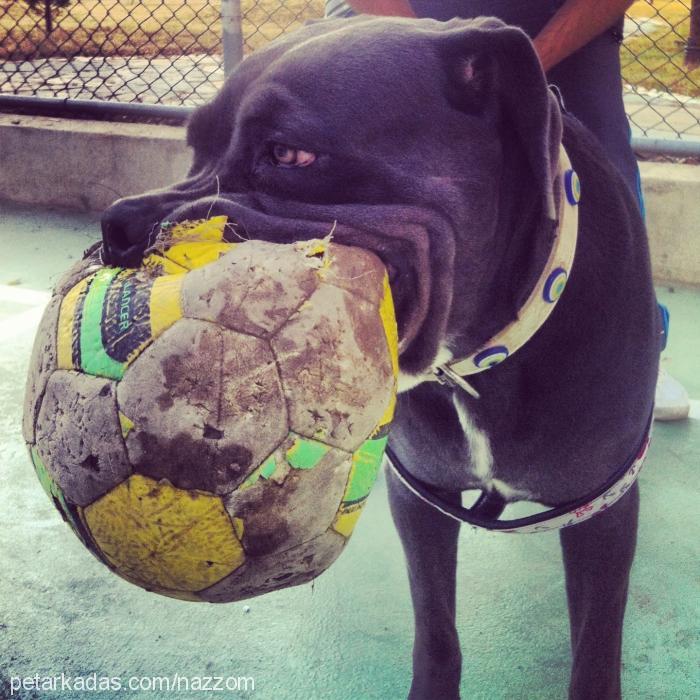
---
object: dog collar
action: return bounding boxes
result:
[433,143,580,396]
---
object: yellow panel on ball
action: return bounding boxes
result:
[82,474,245,593]
[332,502,365,538]
[143,216,237,273]
[378,272,399,426]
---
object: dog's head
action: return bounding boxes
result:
[101,16,562,387]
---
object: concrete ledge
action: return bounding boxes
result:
[641,162,700,287]
[1,114,699,285]
[0,114,189,212]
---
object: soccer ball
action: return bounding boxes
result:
[23,216,398,602]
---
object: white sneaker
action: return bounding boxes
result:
[654,365,690,421]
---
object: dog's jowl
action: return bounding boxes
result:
[100,16,658,700]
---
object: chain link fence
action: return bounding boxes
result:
[0,1,322,107]
[622,0,700,148]
[1,1,699,148]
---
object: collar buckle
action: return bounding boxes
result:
[434,364,481,399]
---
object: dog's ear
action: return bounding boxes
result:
[441,18,562,220]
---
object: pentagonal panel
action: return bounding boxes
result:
[182,240,319,337]
[224,433,352,556]
[198,529,346,603]
[118,319,287,495]
[82,474,245,592]
[34,370,132,506]
[23,294,62,444]
[271,284,395,451]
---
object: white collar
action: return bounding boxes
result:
[432,143,580,397]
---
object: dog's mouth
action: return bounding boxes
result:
[102,190,456,377]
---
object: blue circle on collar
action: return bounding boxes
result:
[564,169,581,205]
[473,345,509,369]
[543,267,568,303]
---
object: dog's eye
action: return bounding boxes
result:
[270,142,316,168]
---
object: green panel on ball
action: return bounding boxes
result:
[239,454,279,491]
[342,429,390,506]
[59,265,185,381]
[286,436,332,470]
[29,447,90,548]
[79,267,126,379]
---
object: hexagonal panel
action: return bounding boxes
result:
[34,370,132,507]
[23,294,61,444]
[198,529,346,603]
[224,434,352,557]
[82,474,245,592]
[118,319,287,495]
[271,284,395,451]
[182,239,319,337]
[55,265,185,381]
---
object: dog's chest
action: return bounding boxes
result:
[451,393,530,501]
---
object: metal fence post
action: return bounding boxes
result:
[221,0,243,76]
[687,0,700,68]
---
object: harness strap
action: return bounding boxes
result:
[385,412,652,534]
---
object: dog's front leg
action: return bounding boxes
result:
[560,482,640,700]
[387,467,462,699]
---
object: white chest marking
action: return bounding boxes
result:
[490,478,532,501]
[451,394,533,501]
[451,393,493,483]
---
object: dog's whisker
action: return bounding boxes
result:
[146,221,161,246]
[205,176,222,221]
[223,221,251,242]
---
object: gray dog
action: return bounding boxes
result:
[100,16,659,699]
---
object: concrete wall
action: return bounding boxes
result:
[642,162,700,287]
[1,114,698,286]
[0,114,190,212]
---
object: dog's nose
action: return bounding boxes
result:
[101,197,158,268]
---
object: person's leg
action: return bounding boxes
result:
[547,20,640,205]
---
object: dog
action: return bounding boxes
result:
[100,16,659,699]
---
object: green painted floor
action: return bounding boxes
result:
[0,202,698,700]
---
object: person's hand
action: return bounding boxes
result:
[533,0,634,71]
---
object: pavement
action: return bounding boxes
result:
[0,201,698,700]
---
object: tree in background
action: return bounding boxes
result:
[20,0,72,37]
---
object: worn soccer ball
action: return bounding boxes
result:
[23,216,398,602]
